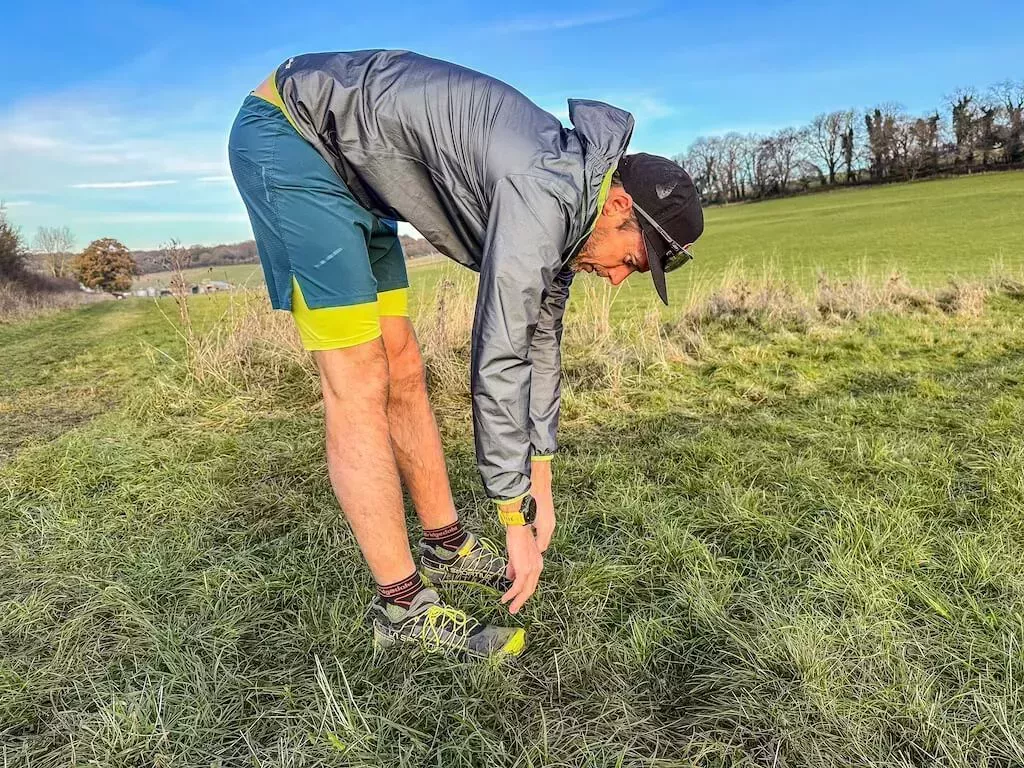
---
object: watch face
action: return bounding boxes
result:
[524,496,537,525]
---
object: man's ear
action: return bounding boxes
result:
[602,185,634,220]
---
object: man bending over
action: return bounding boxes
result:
[228,50,703,659]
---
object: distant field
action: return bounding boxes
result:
[140,172,1024,315]
[587,170,1024,312]
[134,255,446,290]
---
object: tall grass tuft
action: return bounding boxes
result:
[177,270,1017,410]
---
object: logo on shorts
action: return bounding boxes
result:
[314,246,344,270]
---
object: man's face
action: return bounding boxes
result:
[572,185,650,286]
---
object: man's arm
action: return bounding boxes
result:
[471,176,569,504]
[472,174,568,613]
[528,267,572,459]
[526,266,573,552]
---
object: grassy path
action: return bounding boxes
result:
[2,289,1023,765]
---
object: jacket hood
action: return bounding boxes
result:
[567,99,635,176]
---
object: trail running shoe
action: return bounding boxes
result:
[419,532,513,595]
[371,588,526,659]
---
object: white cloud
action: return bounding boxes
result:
[1,200,33,207]
[0,132,63,151]
[491,9,644,33]
[71,180,179,189]
[0,85,230,193]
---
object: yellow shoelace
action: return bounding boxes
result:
[419,605,479,650]
[477,536,502,557]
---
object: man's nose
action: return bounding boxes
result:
[606,265,635,286]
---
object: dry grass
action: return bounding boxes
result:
[174,271,1017,418]
[0,273,97,324]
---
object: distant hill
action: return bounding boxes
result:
[131,235,439,275]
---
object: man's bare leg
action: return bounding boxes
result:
[314,340,416,585]
[378,316,459,531]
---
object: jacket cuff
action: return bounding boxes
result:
[493,490,531,508]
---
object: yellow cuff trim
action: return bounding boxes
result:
[531,455,554,462]
[291,278,381,351]
[494,491,530,508]
[377,287,410,317]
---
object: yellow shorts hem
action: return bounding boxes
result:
[291,278,383,351]
[378,287,410,317]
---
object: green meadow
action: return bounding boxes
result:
[3,174,1024,766]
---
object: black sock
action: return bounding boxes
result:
[377,570,425,608]
[422,520,469,551]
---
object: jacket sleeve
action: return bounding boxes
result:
[472,175,569,502]
[528,266,573,459]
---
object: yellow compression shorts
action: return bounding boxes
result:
[291,277,410,350]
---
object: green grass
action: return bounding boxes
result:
[2,175,1024,766]
[600,171,1024,311]
[136,171,1024,312]
[133,262,264,290]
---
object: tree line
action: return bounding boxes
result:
[4,204,446,296]
[677,79,1024,204]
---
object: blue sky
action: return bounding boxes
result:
[1,0,1020,249]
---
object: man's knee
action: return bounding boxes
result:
[315,340,391,411]
[381,318,426,396]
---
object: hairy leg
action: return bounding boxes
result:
[315,339,415,585]
[379,316,459,531]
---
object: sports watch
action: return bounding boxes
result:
[498,495,536,527]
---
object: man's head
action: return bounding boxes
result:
[572,154,704,304]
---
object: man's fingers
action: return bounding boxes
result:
[508,571,540,614]
[500,573,526,607]
[501,559,542,614]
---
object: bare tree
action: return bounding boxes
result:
[864,103,904,179]
[719,133,746,201]
[908,114,942,177]
[975,103,999,166]
[33,225,76,278]
[840,111,858,182]
[740,134,772,198]
[767,127,804,193]
[683,137,721,202]
[990,80,1024,162]
[947,87,979,164]
[806,111,849,185]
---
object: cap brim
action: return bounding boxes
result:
[642,231,669,306]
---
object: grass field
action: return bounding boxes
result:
[134,255,447,291]
[3,175,1024,766]
[135,172,1024,303]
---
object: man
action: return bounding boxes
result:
[228,50,703,659]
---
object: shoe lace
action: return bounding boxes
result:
[419,604,480,650]
[476,536,502,557]
[467,535,508,575]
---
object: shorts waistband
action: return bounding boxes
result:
[250,71,299,130]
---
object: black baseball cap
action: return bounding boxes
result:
[618,153,704,305]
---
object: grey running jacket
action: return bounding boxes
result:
[275,50,634,501]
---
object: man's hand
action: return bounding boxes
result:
[530,459,556,553]
[501,515,543,615]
